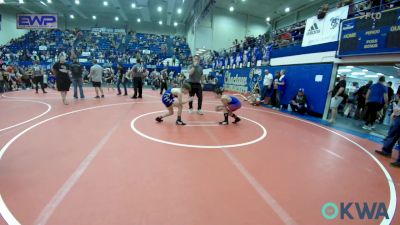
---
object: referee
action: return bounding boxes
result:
[188,55,204,115]
[131,59,148,99]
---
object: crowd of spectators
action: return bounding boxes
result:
[0,29,191,67]
[0,28,192,93]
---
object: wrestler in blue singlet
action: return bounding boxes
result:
[227,95,242,112]
[162,88,175,107]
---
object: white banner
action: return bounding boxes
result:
[82,52,91,57]
[17,14,58,29]
[302,6,349,47]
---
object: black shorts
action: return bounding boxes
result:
[92,81,101,87]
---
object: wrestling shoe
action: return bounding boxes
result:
[219,121,229,125]
[232,117,241,124]
[176,120,186,125]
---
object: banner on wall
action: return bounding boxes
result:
[91,28,126,34]
[39,45,47,51]
[223,68,264,93]
[223,70,248,93]
[301,6,349,47]
[17,14,58,29]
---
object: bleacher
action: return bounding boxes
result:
[0,29,191,68]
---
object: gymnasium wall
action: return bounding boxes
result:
[274,0,337,29]
[0,10,29,46]
[212,63,334,116]
[186,7,271,52]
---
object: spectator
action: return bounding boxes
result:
[380,81,395,123]
[363,76,388,130]
[317,4,330,19]
[70,58,85,99]
[178,73,186,87]
[397,85,400,99]
[387,81,394,102]
[343,82,358,117]
[328,74,347,124]
[355,80,373,119]
[261,69,273,104]
[52,56,71,105]
[159,69,169,94]
[277,69,287,109]
[104,68,115,91]
[247,88,261,106]
[271,71,280,109]
[116,63,128,96]
[290,88,308,114]
[0,67,5,93]
[375,98,400,167]
[89,59,104,98]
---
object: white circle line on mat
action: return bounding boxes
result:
[0,101,396,225]
[0,99,52,132]
[130,110,268,149]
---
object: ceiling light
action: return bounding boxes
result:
[103,1,108,6]
[92,15,96,20]
[365,75,378,78]
[338,69,352,73]
[242,0,246,1]
[229,6,234,12]
[131,3,136,8]
[115,16,119,21]
[351,72,366,75]
[47,0,52,3]
[75,0,80,5]
[159,20,163,25]
[362,69,368,72]
[377,73,384,75]
[285,7,290,12]
[389,76,394,79]
[157,6,162,12]
[346,66,354,68]
[137,18,141,23]
[40,1,47,6]
[19,0,24,4]
[266,17,270,22]
[70,14,75,19]
[177,8,182,14]
[173,22,178,27]
[0,0,4,4]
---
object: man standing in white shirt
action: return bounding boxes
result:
[261,69,273,104]
[89,59,104,98]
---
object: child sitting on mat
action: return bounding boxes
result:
[155,82,193,125]
[214,87,242,125]
[246,88,261,106]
